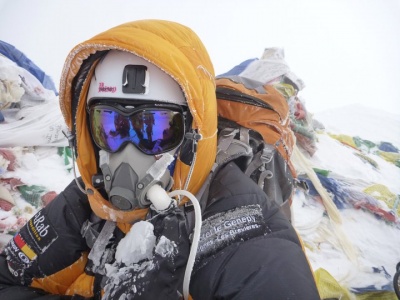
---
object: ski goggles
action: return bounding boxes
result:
[89,103,186,155]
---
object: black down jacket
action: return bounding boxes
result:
[190,162,320,299]
[0,162,320,299]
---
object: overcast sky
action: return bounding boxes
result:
[0,0,399,114]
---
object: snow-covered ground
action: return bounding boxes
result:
[294,105,400,296]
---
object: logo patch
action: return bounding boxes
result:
[196,204,266,262]
[5,210,58,282]
[25,210,58,253]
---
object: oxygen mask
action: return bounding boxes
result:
[97,144,175,211]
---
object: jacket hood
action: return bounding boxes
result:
[59,20,217,223]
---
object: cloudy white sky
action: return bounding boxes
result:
[0,0,400,114]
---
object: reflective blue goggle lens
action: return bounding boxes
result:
[89,105,185,154]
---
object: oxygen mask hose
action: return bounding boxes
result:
[169,189,201,300]
[146,184,173,211]
[146,185,202,300]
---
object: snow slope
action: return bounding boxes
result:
[293,105,400,297]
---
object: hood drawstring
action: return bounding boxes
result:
[183,130,202,191]
[63,130,87,194]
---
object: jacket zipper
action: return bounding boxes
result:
[216,87,275,111]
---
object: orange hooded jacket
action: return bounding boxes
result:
[59,19,217,224]
[31,19,217,297]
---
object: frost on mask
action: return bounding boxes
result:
[102,220,178,299]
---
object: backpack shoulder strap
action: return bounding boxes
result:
[216,127,253,168]
[245,142,275,189]
[184,127,254,233]
[194,127,253,206]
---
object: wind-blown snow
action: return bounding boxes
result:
[308,131,399,194]
[293,105,400,295]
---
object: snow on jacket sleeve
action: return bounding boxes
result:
[0,179,93,299]
[190,162,320,300]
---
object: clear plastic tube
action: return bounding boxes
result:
[169,189,202,300]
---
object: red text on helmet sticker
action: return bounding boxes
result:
[98,82,117,93]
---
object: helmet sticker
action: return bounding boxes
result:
[98,82,117,93]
